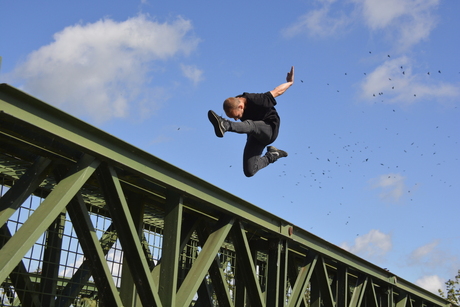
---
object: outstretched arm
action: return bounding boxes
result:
[270,66,294,98]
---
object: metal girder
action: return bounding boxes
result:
[96,163,163,307]
[120,192,146,307]
[267,238,288,307]
[66,193,123,306]
[367,278,380,307]
[337,265,349,306]
[287,251,318,307]
[195,220,234,307]
[349,275,368,307]
[159,191,183,306]
[0,156,52,227]
[231,221,265,307]
[176,216,234,307]
[0,225,42,307]
[0,154,99,283]
[39,208,66,307]
[396,292,409,307]
[314,256,336,306]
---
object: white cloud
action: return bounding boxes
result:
[354,0,439,49]
[369,173,407,202]
[284,0,439,49]
[410,240,440,262]
[359,57,460,105]
[180,64,204,85]
[407,240,459,271]
[415,275,444,294]
[9,14,200,123]
[341,229,392,259]
[282,1,352,38]
[357,0,407,29]
[284,0,458,106]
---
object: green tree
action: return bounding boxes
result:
[439,270,460,305]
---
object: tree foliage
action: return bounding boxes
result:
[439,270,460,305]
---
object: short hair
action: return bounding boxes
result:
[223,97,239,113]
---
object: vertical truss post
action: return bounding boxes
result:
[151,215,200,287]
[336,265,348,307]
[39,208,66,307]
[389,286,395,307]
[230,221,265,307]
[267,238,288,307]
[234,250,247,306]
[159,190,183,307]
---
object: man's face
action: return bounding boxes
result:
[225,106,244,121]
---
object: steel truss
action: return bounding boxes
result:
[0,83,454,306]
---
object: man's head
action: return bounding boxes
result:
[223,97,244,120]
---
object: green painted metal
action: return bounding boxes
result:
[0,82,456,307]
[349,275,368,307]
[0,156,51,226]
[266,238,287,307]
[159,192,183,306]
[315,256,335,306]
[56,222,117,307]
[287,251,318,307]
[66,193,123,306]
[0,225,42,307]
[0,154,99,283]
[195,222,234,307]
[96,163,163,307]
[337,265,349,306]
[176,216,234,307]
[120,193,146,307]
[40,208,66,306]
[231,221,265,307]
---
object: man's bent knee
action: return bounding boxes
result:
[243,168,256,177]
[243,165,258,177]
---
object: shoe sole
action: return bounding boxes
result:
[267,146,288,157]
[208,110,224,138]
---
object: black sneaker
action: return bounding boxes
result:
[267,146,288,161]
[208,110,228,138]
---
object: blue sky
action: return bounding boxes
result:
[1,0,459,295]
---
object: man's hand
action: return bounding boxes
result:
[286,66,294,83]
[270,66,295,98]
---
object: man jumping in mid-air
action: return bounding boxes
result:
[208,66,294,177]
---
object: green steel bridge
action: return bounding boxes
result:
[0,83,454,307]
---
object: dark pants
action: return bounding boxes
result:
[229,120,274,177]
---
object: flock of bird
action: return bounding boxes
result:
[267,52,459,235]
[203,51,458,240]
